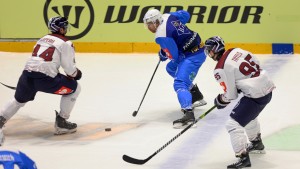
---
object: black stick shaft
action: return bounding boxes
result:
[0,82,16,90]
[124,105,217,164]
[132,60,160,117]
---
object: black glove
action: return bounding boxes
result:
[158,49,168,61]
[74,68,82,80]
[214,94,230,109]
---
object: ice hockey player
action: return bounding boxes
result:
[143,9,207,128]
[204,36,275,168]
[0,148,37,169]
[0,16,82,146]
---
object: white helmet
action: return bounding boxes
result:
[143,9,163,25]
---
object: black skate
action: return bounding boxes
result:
[247,133,266,154]
[0,129,4,146]
[227,152,251,169]
[190,84,207,108]
[173,109,195,129]
[54,111,77,135]
[0,116,7,146]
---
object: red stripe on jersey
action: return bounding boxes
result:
[49,34,69,42]
[215,48,235,69]
[163,48,173,59]
[54,86,73,95]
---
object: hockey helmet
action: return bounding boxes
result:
[204,36,225,61]
[143,9,163,25]
[48,16,69,33]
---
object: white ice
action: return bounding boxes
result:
[0,52,299,169]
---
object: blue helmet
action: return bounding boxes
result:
[204,36,225,61]
[48,16,69,33]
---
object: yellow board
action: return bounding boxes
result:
[0,42,275,54]
[0,0,299,43]
[294,44,300,53]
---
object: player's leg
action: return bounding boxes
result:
[226,118,251,169]
[0,98,26,146]
[226,98,256,168]
[166,61,178,78]
[227,93,272,168]
[245,119,265,154]
[0,71,36,145]
[34,73,80,135]
[188,52,207,108]
[226,98,259,168]
[54,83,81,135]
[244,92,272,153]
[190,83,207,108]
[172,56,203,128]
[166,54,206,107]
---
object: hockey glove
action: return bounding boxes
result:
[74,68,82,80]
[158,49,168,62]
[67,68,82,80]
[214,94,230,109]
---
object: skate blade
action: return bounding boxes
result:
[192,100,207,108]
[248,149,266,154]
[54,128,77,135]
[173,123,197,129]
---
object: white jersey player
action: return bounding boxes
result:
[204,36,275,169]
[0,16,82,146]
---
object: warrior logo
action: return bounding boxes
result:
[43,0,94,40]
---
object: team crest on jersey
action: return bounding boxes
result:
[171,20,190,35]
[189,72,196,81]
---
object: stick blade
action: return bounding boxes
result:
[132,111,138,117]
[122,154,147,165]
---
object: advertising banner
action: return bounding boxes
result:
[0,0,299,43]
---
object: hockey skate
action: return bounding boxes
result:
[0,129,4,146]
[0,116,6,146]
[227,152,251,169]
[190,84,207,108]
[173,109,195,129]
[54,111,77,135]
[247,133,266,154]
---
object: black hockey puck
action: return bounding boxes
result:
[105,128,111,132]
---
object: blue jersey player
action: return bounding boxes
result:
[143,9,207,128]
[0,148,37,169]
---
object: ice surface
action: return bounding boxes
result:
[0,52,299,169]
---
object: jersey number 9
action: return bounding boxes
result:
[239,54,260,78]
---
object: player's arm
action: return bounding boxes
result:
[214,69,238,109]
[170,10,190,24]
[19,151,38,169]
[155,37,179,61]
[60,42,82,80]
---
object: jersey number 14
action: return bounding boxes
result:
[32,44,55,61]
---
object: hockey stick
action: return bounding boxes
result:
[0,82,16,90]
[132,60,161,117]
[123,105,217,165]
